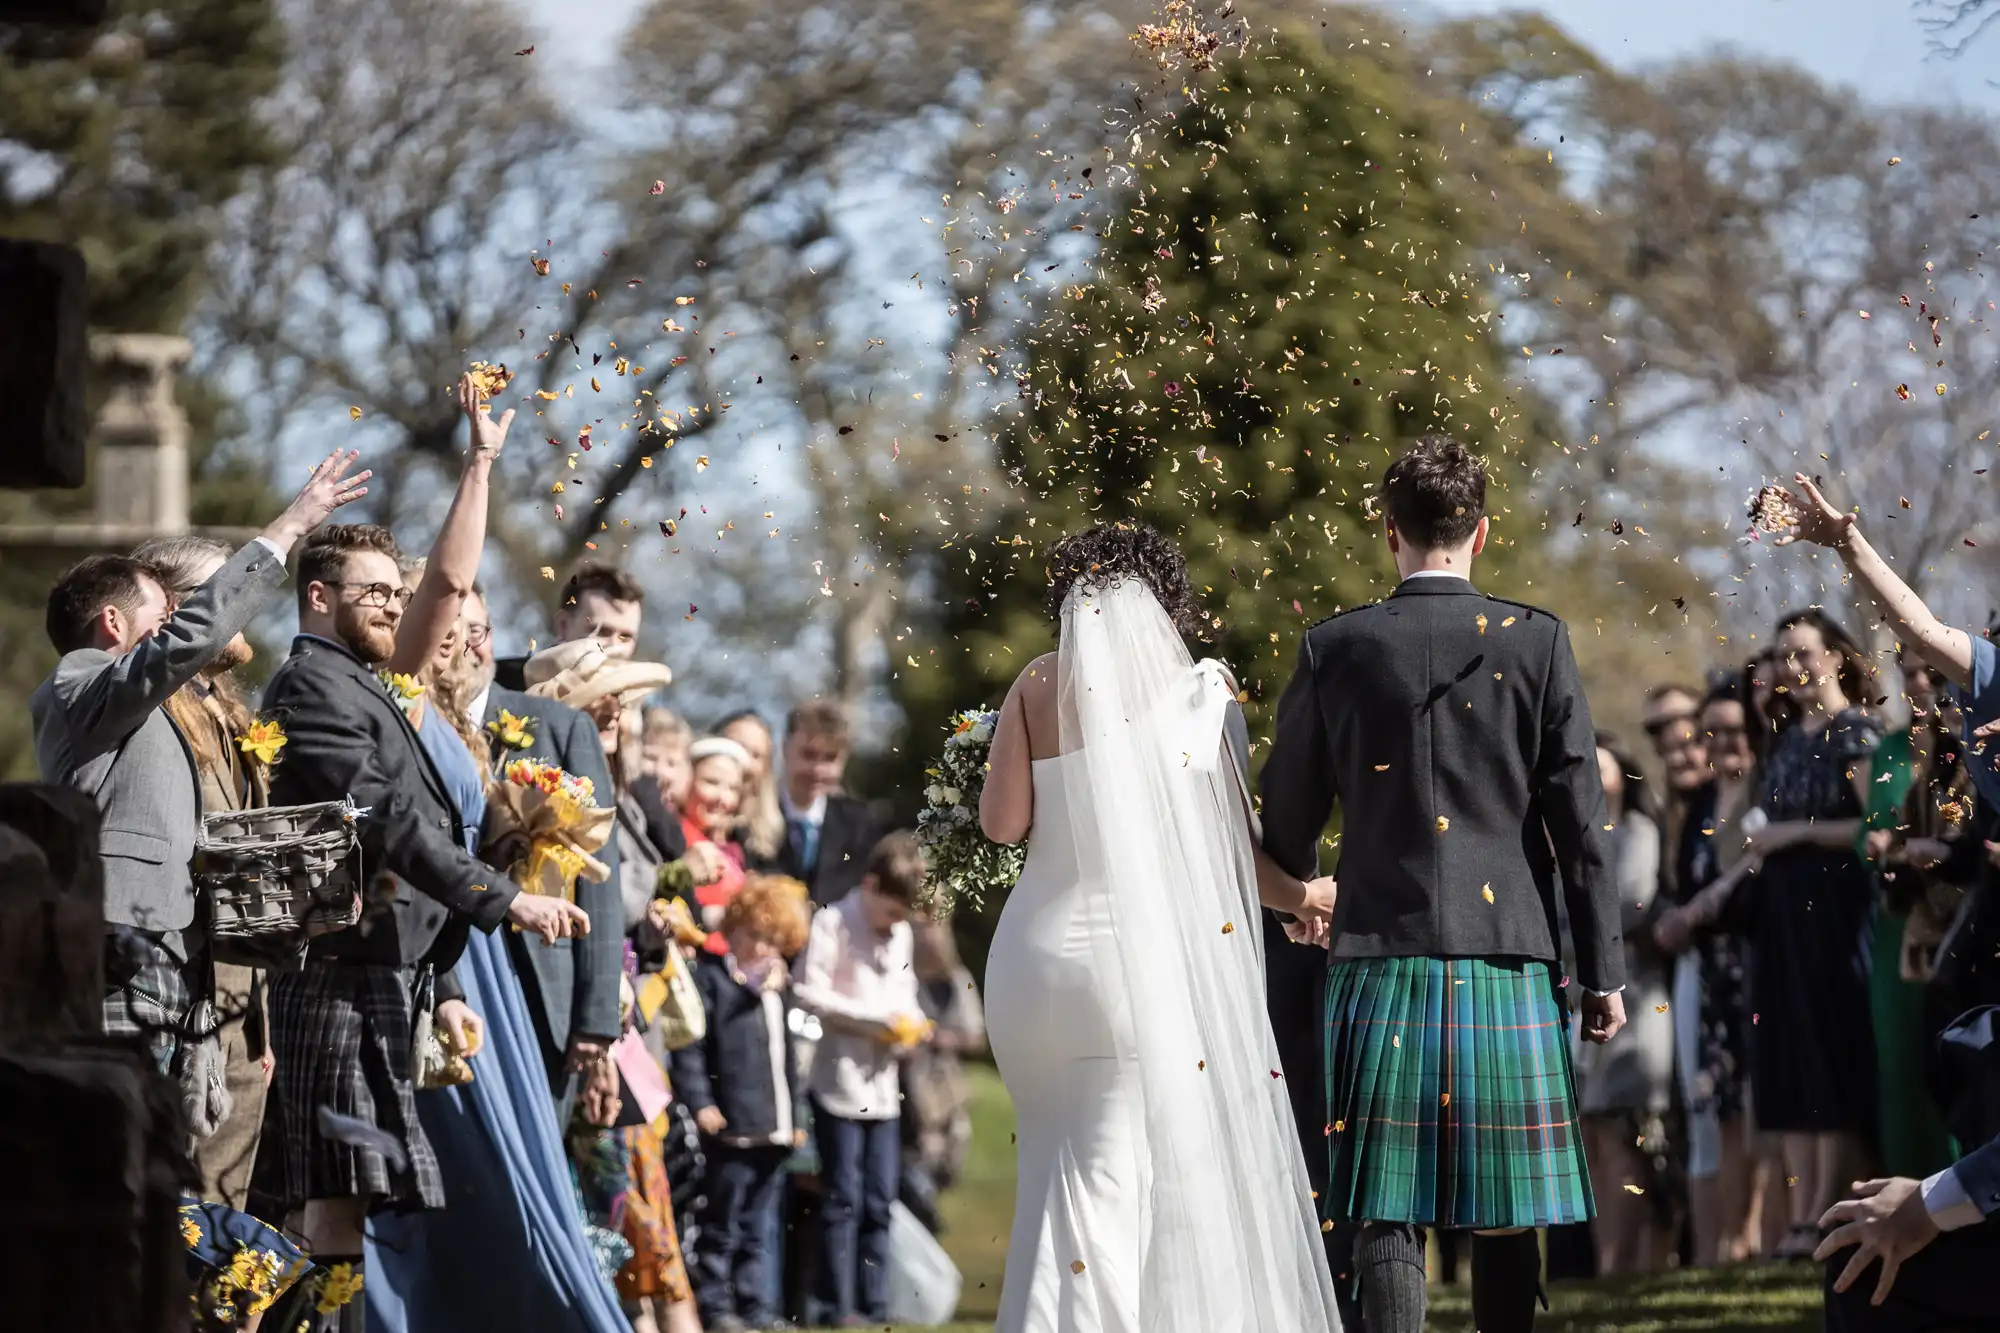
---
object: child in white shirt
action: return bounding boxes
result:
[790,831,931,1325]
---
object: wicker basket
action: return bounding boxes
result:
[196,800,362,968]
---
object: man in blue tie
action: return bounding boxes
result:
[761,700,879,907]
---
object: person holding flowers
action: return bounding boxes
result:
[461,585,626,1114]
[790,830,931,1328]
[259,376,589,1332]
[355,392,629,1333]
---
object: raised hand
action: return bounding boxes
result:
[508,892,590,943]
[262,448,372,555]
[458,371,515,461]
[1775,473,1857,549]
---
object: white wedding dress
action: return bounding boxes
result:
[984,580,1341,1333]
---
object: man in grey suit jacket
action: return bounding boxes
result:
[30,449,371,1076]
[462,587,623,1107]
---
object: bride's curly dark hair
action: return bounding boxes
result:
[1044,521,1209,637]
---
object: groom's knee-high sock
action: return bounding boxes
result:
[1356,1222,1426,1333]
[1471,1230,1543,1333]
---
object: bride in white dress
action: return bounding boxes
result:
[978,523,1343,1333]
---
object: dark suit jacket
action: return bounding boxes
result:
[1259,575,1623,994]
[493,655,528,693]
[749,794,880,906]
[483,685,624,1069]
[671,953,805,1141]
[263,635,516,972]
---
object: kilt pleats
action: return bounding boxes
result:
[266,963,445,1211]
[1323,956,1592,1230]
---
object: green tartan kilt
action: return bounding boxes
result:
[1322,955,1593,1230]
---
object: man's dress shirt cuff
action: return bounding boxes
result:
[1921,1165,1987,1232]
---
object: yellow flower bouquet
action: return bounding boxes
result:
[483,758,615,901]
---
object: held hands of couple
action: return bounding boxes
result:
[508,891,590,943]
[1282,876,1337,949]
[1580,989,1625,1045]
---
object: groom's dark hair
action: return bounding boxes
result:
[1381,436,1486,550]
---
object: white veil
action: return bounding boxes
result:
[1058,577,1341,1333]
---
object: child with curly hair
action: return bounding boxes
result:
[671,875,812,1332]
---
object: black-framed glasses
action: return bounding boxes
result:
[324,580,414,609]
[463,623,492,648]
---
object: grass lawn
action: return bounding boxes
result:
[896,1064,1822,1333]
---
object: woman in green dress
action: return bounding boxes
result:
[1856,648,1961,1178]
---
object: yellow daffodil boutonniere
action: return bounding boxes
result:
[486,708,536,752]
[236,718,287,765]
[378,671,425,715]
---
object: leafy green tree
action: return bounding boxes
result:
[896,26,1557,759]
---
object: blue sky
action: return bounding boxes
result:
[1415,0,2000,110]
[521,0,2000,112]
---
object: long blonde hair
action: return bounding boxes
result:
[719,710,784,860]
[429,638,492,768]
[132,535,264,795]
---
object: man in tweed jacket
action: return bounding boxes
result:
[1261,437,1626,1333]
[31,450,370,1080]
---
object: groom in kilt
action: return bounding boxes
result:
[1262,437,1627,1333]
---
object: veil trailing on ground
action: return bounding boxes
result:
[1057,577,1341,1333]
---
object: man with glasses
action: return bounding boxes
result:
[31,449,371,1086]
[258,523,588,1303]
[460,585,623,1114]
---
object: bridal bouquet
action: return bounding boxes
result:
[484,759,616,901]
[915,708,1024,914]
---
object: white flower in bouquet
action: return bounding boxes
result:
[915,707,1026,915]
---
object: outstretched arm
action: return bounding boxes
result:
[386,375,510,676]
[54,450,366,755]
[1780,474,1973,689]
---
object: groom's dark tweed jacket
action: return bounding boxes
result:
[1260,575,1624,995]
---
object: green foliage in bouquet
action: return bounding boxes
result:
[915,709,1024,916]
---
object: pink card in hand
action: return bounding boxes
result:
[612,1030,671,1125]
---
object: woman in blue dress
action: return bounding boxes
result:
[360,376,627,1333]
